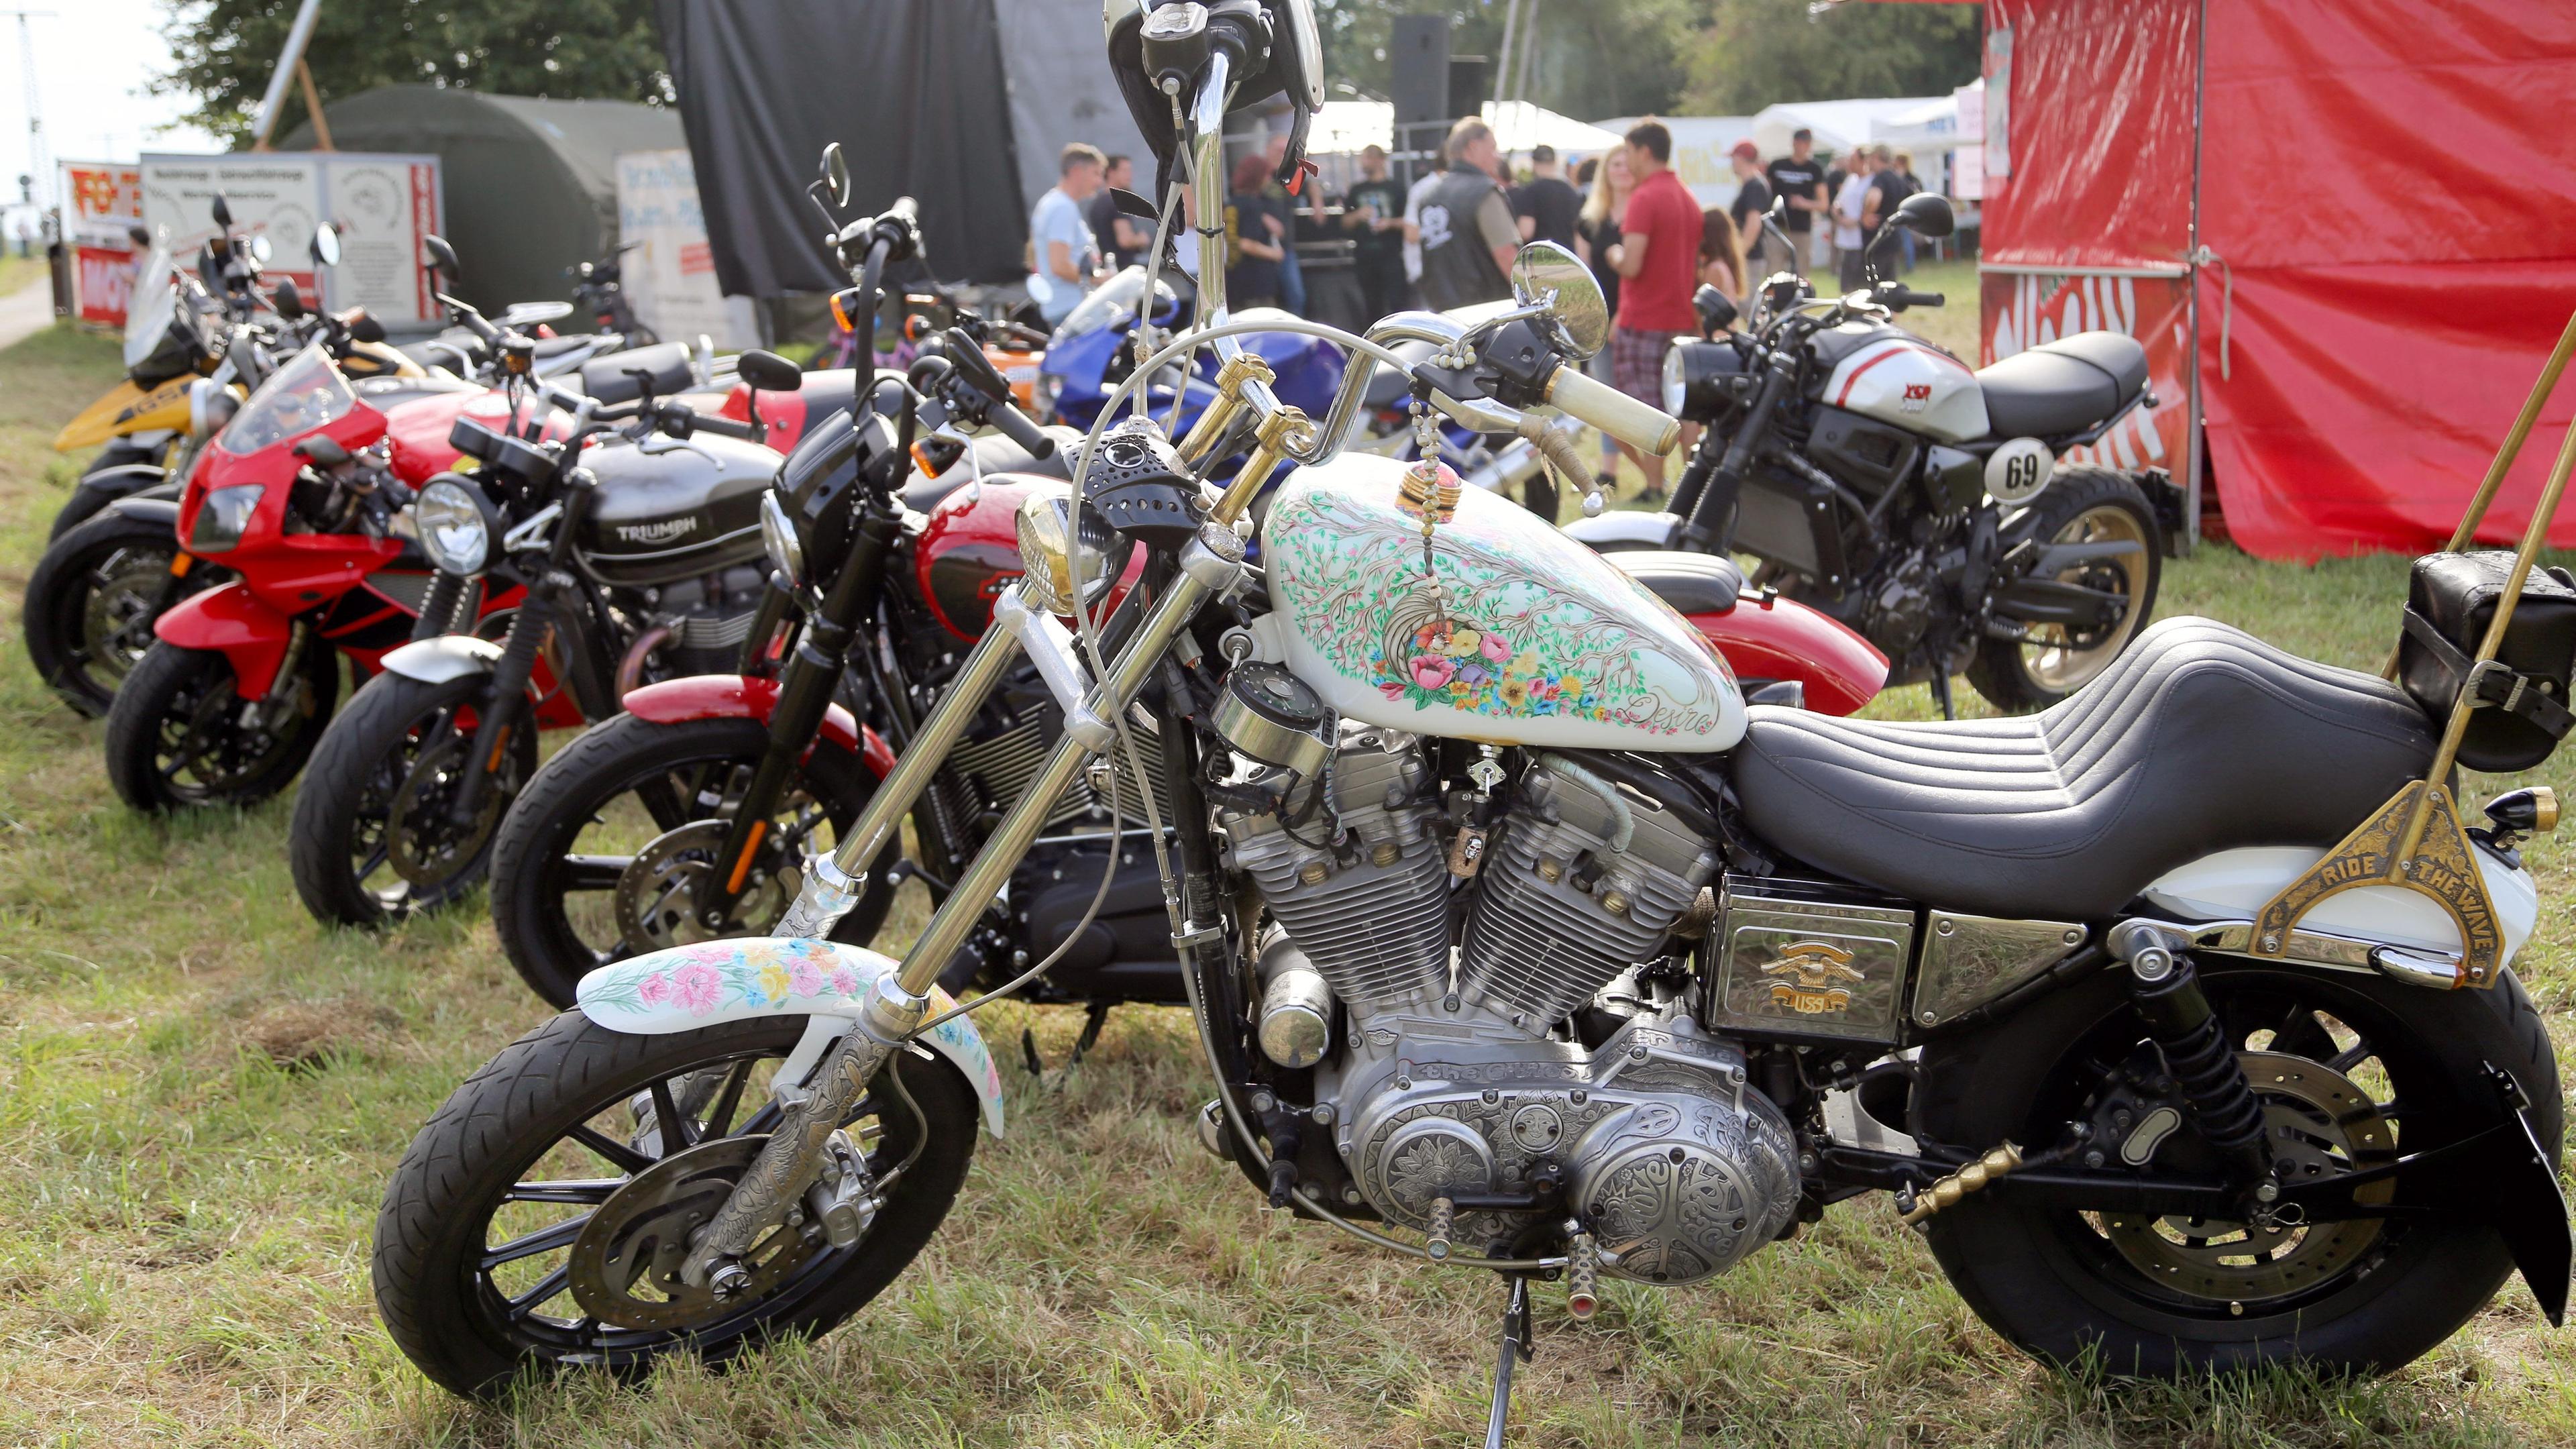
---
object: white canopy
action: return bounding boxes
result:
[1751,97,1949,160]
[1872,93,1968,154]
[1307,101,1623,160]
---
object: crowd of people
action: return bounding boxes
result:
[1022,118,1928,500]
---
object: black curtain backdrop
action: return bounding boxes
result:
[655,0,1026,294]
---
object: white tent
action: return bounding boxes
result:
[1597,115,1758,207]
[1751,97,1949,161]
[1305,101,1623,161]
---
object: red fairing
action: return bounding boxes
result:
[1687,596,1886,718]
[154,581,296,696]
[916,472,1146,642]
[381,389,574,486]
[621,675,896,777]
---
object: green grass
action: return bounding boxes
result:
[3,322,2575,1446]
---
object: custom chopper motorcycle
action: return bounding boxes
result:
[372,5,2567,1438]
[482,164,1880,1015]
[282,315,853,926]
[1572,193,2184,714]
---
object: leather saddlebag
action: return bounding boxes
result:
[2397,549,2576,772]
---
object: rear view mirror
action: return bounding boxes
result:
[423,233,462,282]
[736,348,804,394]
[1691,284,1738,336]
[350,313,386,344]
[821,143,851,209]
[248,235,273,266]
[1511,240,1609,360]
[272,278,303,319]
[1892,191,1955,239]
[210,193,233,229]
[311,224,341,268]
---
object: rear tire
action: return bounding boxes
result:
[22,509,215,717]
[103,640,338,812]
[1965,466,2163,712]
[289,670,535,928]
[1914,957,2561,1377]
[489,713,896,1008]
[48,436,169,540]
[371,1011,977,1399]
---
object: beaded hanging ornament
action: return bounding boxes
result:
[1394,400,1464,627]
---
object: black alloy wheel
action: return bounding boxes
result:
[22,508,225,716]
[103,639,339,811]
[372,1011,978,1399]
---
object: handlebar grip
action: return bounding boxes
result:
[1544,364,1682,456]
[887,196,918,223]
[987,399,1055,459]
[688,411,765,443]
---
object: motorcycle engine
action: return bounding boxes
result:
[646,564,769,678]
[1216,730,1800,1283]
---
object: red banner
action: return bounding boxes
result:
[60,161,143,327]
[1980,269,2190,477]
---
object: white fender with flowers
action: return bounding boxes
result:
[575,937,1006,1136]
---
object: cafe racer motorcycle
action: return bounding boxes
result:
[1571,195,2182,714]
[372,2,2566,1431]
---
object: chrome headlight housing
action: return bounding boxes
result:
[186,376,241,441]
[415,478,496,575]
[759,490,804,588]
[1660,345,1689,416]
[188,483,264,553]
[1032,371,1065,423]
[1014,490,1124,616]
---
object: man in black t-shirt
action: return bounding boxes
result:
[1509,144,1581,251]
[1860,145,1915,272]
[1343,143,1413,319]
[1726,140,1775,290]
[1087,154,1150,273]
[1762,128,1827,277]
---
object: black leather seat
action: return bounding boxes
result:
[1611,550,1742,614]
[1728,617,2436,919]
[900,425,1083,513]
[1974,331,2148,439]
[580,341,697,405]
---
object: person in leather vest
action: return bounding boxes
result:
[1411,117,1519,313]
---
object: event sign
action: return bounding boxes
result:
[140,152,443,328]
[60,160,144,327]
[1980,269,2190,476]
[614,149,757,349]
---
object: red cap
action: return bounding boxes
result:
[1730,140,1760,162]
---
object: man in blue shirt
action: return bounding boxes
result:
[1030,143,1106,325]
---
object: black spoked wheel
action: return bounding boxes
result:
[1966,466,2164,712]
[22,509,222,717]
[289,671,540,927]
[1917,958,2561,1377]
[103,640,339,812]
[372,1010,978,1399]
[490,714,896,1009]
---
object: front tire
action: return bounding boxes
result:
[1966,466,2163,712]
[288,670,537,928]
[490,713,896,1008]
[1915,957,2561,1377]
[22,509,218,717]
[371,1011,977,1399]
[103,640,339,812]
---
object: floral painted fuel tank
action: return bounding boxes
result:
[1261,455,1746,751]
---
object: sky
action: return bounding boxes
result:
[0,0,225,203]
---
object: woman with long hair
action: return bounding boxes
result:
[1575,148,1635,496]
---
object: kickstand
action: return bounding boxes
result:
[1482,1273,1534,1449]
[1022,1003,1114,1084]
[1929,670,1957,721]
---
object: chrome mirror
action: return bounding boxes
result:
[1511,240,1608,360]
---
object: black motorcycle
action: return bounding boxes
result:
[284,313,806,928]
[1570,193,2184,714]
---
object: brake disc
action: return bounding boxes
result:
[2101,1051,2396,1304]
[613,819,796,951]
[387,731,508,888]
[566,1134,824,1330]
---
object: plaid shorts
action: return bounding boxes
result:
[1610,325,1682,407]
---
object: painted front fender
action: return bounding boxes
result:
[154,580,294,697]
[380,632,502,684]
[575,938,1005,1136]
[621,674,897,777]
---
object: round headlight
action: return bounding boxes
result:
[759,490,804,588]
[415,478,494,575]
[1014,489,1124,617]
[186,377,239,440]
[1660,345,1688,416]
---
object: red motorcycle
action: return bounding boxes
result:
[101,341,517,812]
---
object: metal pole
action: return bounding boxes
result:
[0,11,52,213]
[250,0,326,151]
[2181,0,2206,557]
[1493,0,1523,111]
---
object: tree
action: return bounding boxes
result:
[153,0,672,148]
[1681,0,1980,116]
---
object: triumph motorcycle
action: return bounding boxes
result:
[1571,193,2185,714]
[372,2,2568,1432]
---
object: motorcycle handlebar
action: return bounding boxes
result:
[1874,284,1946,311]
[1544,363,1682,456]
[985,396,1055,459]
[678,409,765,444]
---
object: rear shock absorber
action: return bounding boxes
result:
[2108,922,2273,1190]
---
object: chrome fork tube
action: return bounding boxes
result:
[690,533,1243,1289]
[1189,51,1232,326]
[772,616,1026,942]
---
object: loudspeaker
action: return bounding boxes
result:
[1389,15,1449,123]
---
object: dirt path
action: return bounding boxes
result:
[0,275,57,351]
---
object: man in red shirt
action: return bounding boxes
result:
[1603,119,1701,500]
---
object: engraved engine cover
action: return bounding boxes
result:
[1331,1007,1799,1286]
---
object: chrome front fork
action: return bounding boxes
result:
[689,526,1250,1289]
